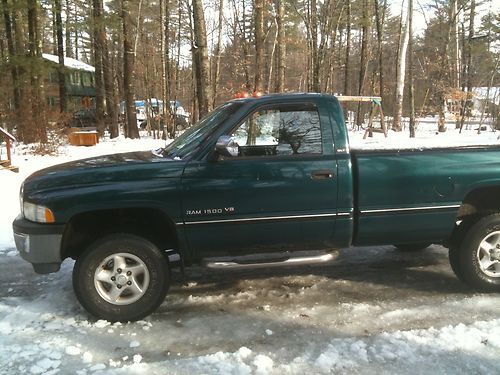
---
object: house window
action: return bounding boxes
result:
[48,71,58,84]
[47,96,57,108]
[68,71,81,86]
[82,72,93,87]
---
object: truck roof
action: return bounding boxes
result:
[229,92,336,103]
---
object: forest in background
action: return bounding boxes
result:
[0,0,498,144]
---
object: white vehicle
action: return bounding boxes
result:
[119,99,190,128]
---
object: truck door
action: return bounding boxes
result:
[181,101,338,256]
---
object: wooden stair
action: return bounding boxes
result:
[1,127,18,173]
[0,159,18,173]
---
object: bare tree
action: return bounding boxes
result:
[393,0,410,131]
[343,0,351,95]
[356,0,371,128]
[275,0,285,92]
[253,0,265,92]
[459,0,475,133]
[92,0,105,134]
[28,0,47,142]
[192,0,212,117]
[65,0,73,58]
[1,0,20,118]
[99,0,119,138]
[212,0,224,105]
[122,0,139,138]
[373,0,386,98]
[54,0,67,113]
[408,0,415,138]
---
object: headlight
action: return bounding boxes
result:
[23,202,55,223]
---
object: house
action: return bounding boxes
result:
[42,53,96,115]
[471,87,500,117]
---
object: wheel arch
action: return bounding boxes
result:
[448,185,500,247]
[61,207,183,262]
[457,185,500,221]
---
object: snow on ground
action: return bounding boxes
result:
[1,125,500,374]
[349,118,499,150]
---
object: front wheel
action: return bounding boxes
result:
[451,214,500,291]
[73,234,169,322]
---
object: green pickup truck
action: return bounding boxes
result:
[13,93,500,321]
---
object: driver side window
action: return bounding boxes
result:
[228,103,322,158]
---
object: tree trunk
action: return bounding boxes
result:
[392,2,410,131]
[451,0,460,89]
[28,0,47,143]
[51,2,57,55]
[212,0,224,105]
[1,0,21,115]
[65,0,73,58]
[253,0,265,92]
[266,21,277,93]
[241,0,251,91]
[164,0,173,138]
[275,0,285,92]
[343,0,351,95]
[343,0,351,96]
[373,0,386,98]
[54,0,66,113]
[356,0,371,128]
[459,0,475,133]
[310,0,319,92]
[160,0,168,136]
[93,0,106,135]
[192,0,212,117]
[99,0,118,138]
[122,0,139,138]
[408,0,415,138]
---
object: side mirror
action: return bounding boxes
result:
[215,135,239,157]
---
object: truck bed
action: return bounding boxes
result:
[351,145,500,246]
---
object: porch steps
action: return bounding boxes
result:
[0,159,18,173]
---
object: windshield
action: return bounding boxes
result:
[162,101,243,159]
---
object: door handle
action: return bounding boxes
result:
[311,170,334,180]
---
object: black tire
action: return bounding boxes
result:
[448,217,479,283]
[393,243,431,252]
[73,234,169,322]
[452,213,500,291]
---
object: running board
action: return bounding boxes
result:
[203,250,337,270]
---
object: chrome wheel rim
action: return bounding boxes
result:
[94,253,150,305]
[476,230,500,278]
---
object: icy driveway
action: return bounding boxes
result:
[1,244,499,374]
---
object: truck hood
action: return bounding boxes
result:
[23,150,185,196]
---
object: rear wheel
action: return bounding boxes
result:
[450,214,500,291]
[73,234,169,322]
[393,243,431,252]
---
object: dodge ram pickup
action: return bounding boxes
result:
[13,93,500,321]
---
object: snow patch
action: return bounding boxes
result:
[65,346,81,356]
[129,341,140,348]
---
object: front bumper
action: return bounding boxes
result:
[12,214,66,274]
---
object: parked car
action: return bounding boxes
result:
[13,93,500,322]
[70,109,96,128]
[139,113,190,131]
[118,99,191,129]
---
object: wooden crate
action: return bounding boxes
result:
[69,131,99,146]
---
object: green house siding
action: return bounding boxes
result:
[65,70,96,97]
[65,84,96,97]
